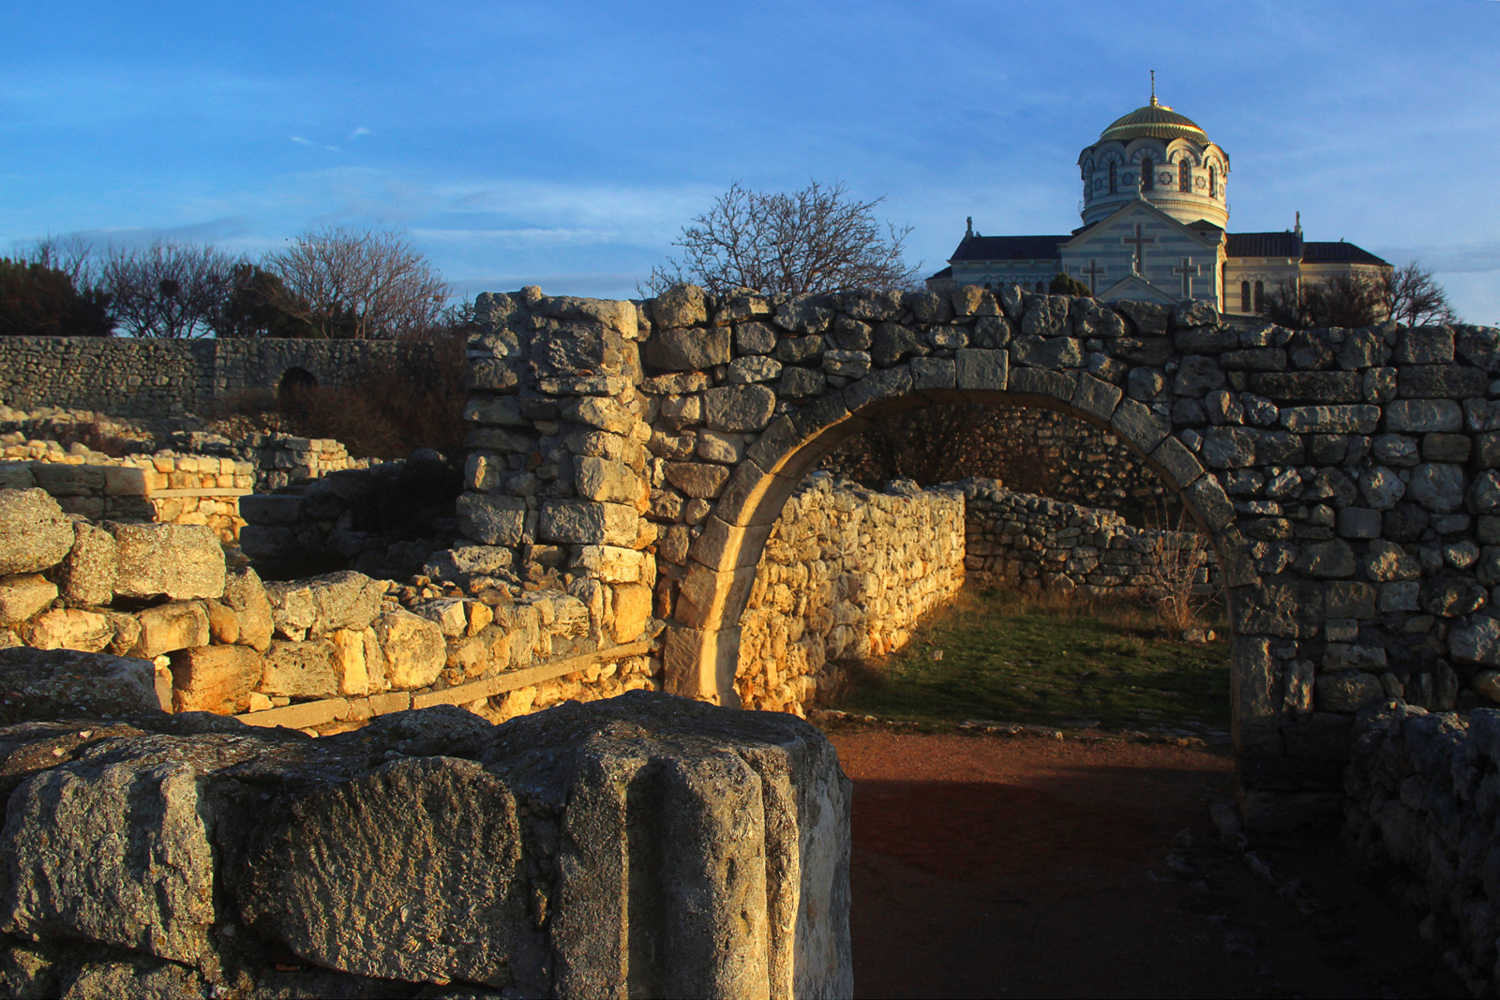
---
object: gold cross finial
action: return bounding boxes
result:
[1150,70,1157,106]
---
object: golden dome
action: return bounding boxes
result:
[1098,96,1208,143]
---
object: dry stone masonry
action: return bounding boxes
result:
[735,474,965,713]
[0,488,661,734]
[1346,703,1500,994]
[964,477,1221,596]
[0,336,449,417]
[460,282,1500,823]
[0,684,850,998]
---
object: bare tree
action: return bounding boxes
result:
[21,235,96,285]
[101,241,240,339]
[645,180,920,296]
[267,227,449,340]
[1261,273,1387,330]
[1383,261,1458,327]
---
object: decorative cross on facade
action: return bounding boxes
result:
[1123,224,1155,274]
[1083,259,1104,295]
[1173,257,1200,299]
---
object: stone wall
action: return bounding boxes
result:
[0,488,661,734]
[963,477,1221,596]
[0,336,449,417]
[1345,704,1500,994]
[0,430,391,543]
[0,685,851,998]
[735,474,966,714]
[821,403,1177,524]
[456,281,1500,821]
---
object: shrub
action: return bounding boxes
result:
[0,258,114,337]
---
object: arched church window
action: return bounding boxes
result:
[1179,160,1192,192]
[1141,158,1154,191]
[1109,162,1117,194]
[1254,280,1265,314]
[1241,281,1250,313]
[1209,166,1217,198]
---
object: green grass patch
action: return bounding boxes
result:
[840,586,1230,735]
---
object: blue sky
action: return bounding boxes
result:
[2,0,1497,323]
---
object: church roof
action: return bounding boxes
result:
[1098,98,1208,143]
[949,234,1065,262]
[1226,232,1390,266]
[1303,241,1391,267]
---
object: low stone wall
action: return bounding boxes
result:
[963,477,1222,596]
[1345,704,1500,994]
[0,488,662,734]
[0,336,450,417]
[735,474,966,713]
[0,684,851,998]
[0,430,390,543]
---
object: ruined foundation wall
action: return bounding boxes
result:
[0,487,661,734]
[1345,704,1500,994]
[735,474,966,713]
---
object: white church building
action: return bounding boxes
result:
[931,86,1391,316]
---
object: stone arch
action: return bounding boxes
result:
[663,357,1237,719]
[276,366,319,404]
[459,283,1500,825]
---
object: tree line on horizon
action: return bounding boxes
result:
[0,227,466,341]
[0,180,1467,341]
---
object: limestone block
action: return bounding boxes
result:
[1450,616,1500,665]
[871,323,925,366]
[30,463,103,497]
[665,461,731,499]
[1019,294,1069,337]
[329,627,372,696]
[412,597,468,638]
[910,356,956,392]
[735,320,778,355]
[0,647,160,723]
[651,283,709,328]
[223,567,273,651]
[59,521,117,607]
[238,493,305,525]
[260,639,340,700]
[102,466,148,497]
[610,582,654,643]
[1409,463,1467,514]
[0,574,58,627]
[456,493,533,547]
[265,571,383,641]
[371,609,446,690]
[563,397,637,435]
[1385,399,1463,433]
[1,752,218,966]
[540,500,639,547]
[703,385,776,433]
[644,326,730,372]
[573,545,648,584]
[20,608,113,652]
[955,349,1007,392]
[106,523,225,601]
[0,464,36,491]
[133,602,211,659]
[696,430,745,464]
[722,355,779,385]
[1314,672,1384,713]
[0,488,74,575]
[169,644,264,713]
[236,755,538,990]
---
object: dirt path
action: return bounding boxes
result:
[828,727,1466,999]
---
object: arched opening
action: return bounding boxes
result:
[1141,157,1155,192]
[1109,161,1118,194]
[664,372,1242,736]
[277,366,319,406]
[1179,159,1193,192]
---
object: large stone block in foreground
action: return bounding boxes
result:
[0,677,852,999]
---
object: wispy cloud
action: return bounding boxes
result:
[290,135,312,146]
[350,126,372,140]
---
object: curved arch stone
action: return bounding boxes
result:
[458,283,1500,824]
